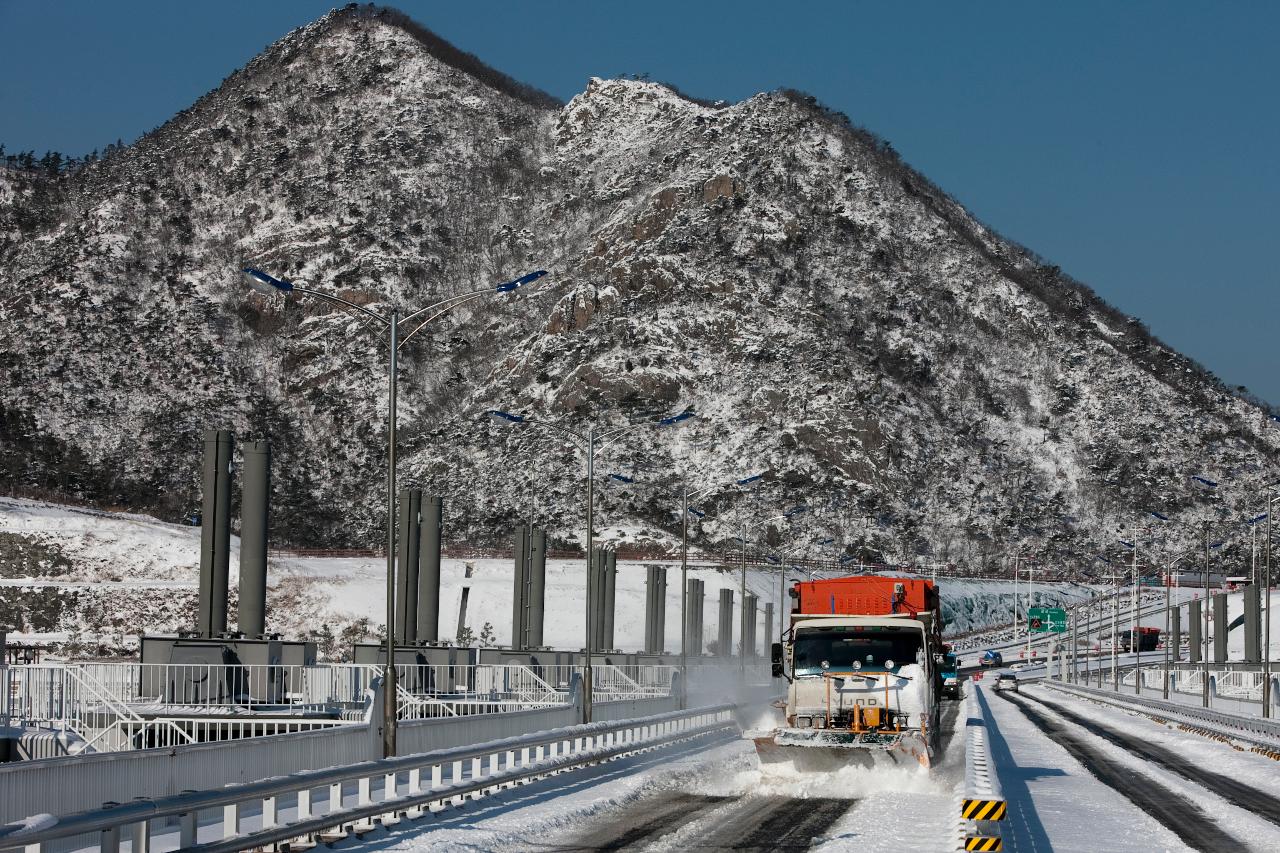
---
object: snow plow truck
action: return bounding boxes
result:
[750,576,944,769]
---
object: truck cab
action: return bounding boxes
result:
[783,616,936,735]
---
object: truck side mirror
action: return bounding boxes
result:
[771,642,784,677]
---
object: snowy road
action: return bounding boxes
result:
[328,699,966,852]
[983,682,1280,852]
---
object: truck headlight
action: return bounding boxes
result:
[795,716,811,729]
[813,716,826,729]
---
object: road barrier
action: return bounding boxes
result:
[960,685,1005,851]
[0,703,737,853]
[1046,681,1280,757]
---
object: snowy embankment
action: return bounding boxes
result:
[3,496,1093,656]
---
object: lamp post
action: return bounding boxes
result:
[737,504,806,676]
[1265,491,1279,717]
[243,266,547,757]
[1161,549,1195,700]
[602,468,755,708]
[1118,530,1144,695]
[678,473,761,705]
[487,408,692,723]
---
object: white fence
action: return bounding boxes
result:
[2,661,682,754]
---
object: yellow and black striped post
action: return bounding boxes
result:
[962,798,1007,821]
[964,832,1002,851]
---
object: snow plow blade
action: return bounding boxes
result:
[747,728,932,770]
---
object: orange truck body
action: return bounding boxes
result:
[792,576,940,620]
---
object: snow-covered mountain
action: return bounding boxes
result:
[2,5,1276,576]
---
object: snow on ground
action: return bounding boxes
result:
[0,496,1117,656]
[978,685,1192,852]
[1022,684,1280,849]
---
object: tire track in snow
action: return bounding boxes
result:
[995,690,1240,852]
[565,793,851,851]
[558,792,732,850]
[1025,688,1280,827]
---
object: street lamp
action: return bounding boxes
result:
[736,504,807,676]
[486,407,692,723]
[1264,488,1280,717]
[243,265,548,757]
[606,470,761,707]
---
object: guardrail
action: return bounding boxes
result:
[0,703,737,853]
[960,685,1005,851]
[1047,681,1280,757]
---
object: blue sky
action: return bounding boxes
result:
[3,1,1276,405]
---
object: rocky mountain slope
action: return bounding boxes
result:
[2,5,1276,576]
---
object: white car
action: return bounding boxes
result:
[1010,662,1030,672]
[993,672,1019,692]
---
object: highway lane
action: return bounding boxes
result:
[559,793,854,851]
[994,688,1240,852]
[1022,688,1280,827]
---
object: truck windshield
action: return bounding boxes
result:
[793,626,922,675]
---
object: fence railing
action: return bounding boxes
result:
[0,703,738,853]
[3,661,683,753]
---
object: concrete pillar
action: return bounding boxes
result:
[589,547,603,651]
[764,602,774,658]
[1189,600,1202,663]
[718,589,734,657]
[655,566,667,653]
[603,549,617,651]
[643,566,668,654]
[694,579,705,656]
[238,439,270,638]
[744,594,759,659]
[198,429,234,637]
[416,496,442,643]
[1212,592,1228,664]
[1245,583,1261,662]
[1171,605,1181,660]
[644,566,656,653]
[395,489,422,645]
[511,526,529,650]
[528,527,547,648]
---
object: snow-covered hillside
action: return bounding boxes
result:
[2,497,1093,657]
[3,5,1277,580]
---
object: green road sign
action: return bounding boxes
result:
[1027,606,1067,633]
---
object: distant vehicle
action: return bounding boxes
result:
[940,649,960,699]
[993,672,1019,692]
[982,650,1003,667]
[1119,627,1160,653]
[1009,662,1030,672]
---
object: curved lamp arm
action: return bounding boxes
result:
[399,270,550,347]
[243,268,391,326]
